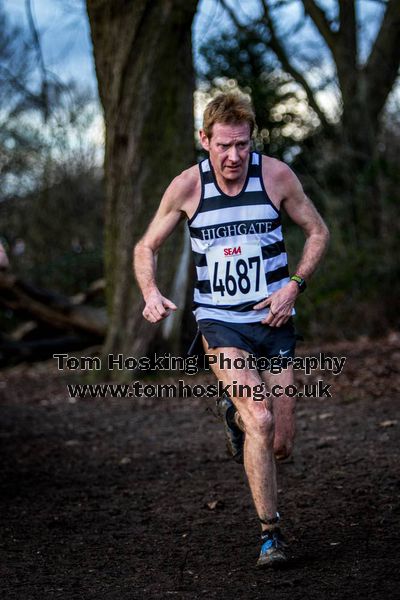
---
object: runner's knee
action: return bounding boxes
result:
[244,407,274,443]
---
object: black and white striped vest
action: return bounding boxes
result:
[188,152,291,323]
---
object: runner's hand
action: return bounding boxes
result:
[253,282,299,327]
[142,290,177,323]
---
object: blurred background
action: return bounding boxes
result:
[1,0,399,372]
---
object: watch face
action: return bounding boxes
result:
[298,279,306,292]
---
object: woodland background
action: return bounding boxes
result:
[1,0,399,376]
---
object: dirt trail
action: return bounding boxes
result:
[0,335,399,599]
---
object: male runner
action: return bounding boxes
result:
[134,93,329,567]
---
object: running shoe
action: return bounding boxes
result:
[215,393,244,464]
[256,528,288,568]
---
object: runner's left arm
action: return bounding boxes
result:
[254,165,329,327]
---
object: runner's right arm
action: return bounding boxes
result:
[133,171,193,323]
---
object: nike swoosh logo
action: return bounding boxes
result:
[279,349,290,356]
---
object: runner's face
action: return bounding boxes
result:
[200,122,251,182]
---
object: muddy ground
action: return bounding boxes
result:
[0,334,399,599]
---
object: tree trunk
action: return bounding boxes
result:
[86,0,198,379]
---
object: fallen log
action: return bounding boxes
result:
[0,333,100,366]
[0,272,107,337]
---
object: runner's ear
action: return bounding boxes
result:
[199,129,210,151]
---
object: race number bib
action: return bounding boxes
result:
[205,242,268,305]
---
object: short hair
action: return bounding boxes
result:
[202,92,256,139]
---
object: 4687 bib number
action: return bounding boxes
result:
[205,242,268,305]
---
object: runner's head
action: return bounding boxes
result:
[199,93,256,183]
[201,93,256,140]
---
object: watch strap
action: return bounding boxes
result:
[290,274,306,292]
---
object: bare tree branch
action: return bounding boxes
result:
[0,64,44,110]
[301,0,337,57]
[364,0,400,119]
[218,0,244,31]
[25,0,49,120]
[219,0,332,131]
[338,0,356,65]
[260,0,332,130]
[362,1,389,5]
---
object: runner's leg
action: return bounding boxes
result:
[203,340,278,525]
[261,367,296,460]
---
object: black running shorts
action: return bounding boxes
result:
[197,318,297,370]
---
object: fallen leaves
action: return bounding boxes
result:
[378,420,398,428]
[205,499,224,511]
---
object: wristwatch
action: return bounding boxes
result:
[290,274,307,293]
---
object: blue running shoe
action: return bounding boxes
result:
[257,528,288,568]
[215,393,244,464]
